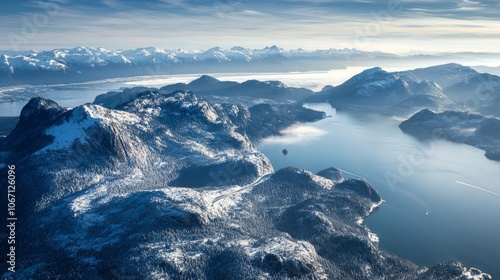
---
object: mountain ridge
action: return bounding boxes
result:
[312,63,500,117]
[400,109,500,160]
[0,46,373,86]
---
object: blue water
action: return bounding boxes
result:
[0,81,127,116]
[257,103,500,278]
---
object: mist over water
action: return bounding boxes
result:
[257,103,500,278]
[0,66,405,116]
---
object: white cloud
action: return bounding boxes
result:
[1,0,499,53]
[262,125,328,145]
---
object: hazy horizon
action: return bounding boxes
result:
[2,0,499,54]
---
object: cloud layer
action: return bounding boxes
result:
[1,0,499,52]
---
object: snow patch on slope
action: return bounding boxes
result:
[38,104,141,153]
[242,234,328,279]
[39,112,97,152]
[462,267,491,280]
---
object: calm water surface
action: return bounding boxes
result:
[257,103,500,278]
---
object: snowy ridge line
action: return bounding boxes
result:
[0,45,377,72]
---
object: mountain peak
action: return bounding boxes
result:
[191,75,221,84]
[206,46,224,52]
[408,63,479,88]
[425,63,477,73]
[264,45,283,53]
[20,97,64,121]
[360,67,386,76]
[230,46,247,51]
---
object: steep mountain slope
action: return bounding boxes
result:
[320,67,455,115]
[444,73,500,118]
[400,109,500,160]
[0,92,273,213]
[315,63,500,117]
[404,63,479,89]
[403,64,500,117]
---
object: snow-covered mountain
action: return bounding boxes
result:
[405,63,480,88]
[315,63,500,117]
[94,87,325,142]
[0,93,491,279]
[398,64,500,117]
[1,92,273,213]
[318,66,455,115]
[0,46,380,86]
[0,46,381,72]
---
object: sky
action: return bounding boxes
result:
[1,0,499,53]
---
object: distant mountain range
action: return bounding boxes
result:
[0,46,369,86]
[0,45,363,72]
[1,46,498,86]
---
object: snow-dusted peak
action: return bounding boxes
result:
[324,65,461,115]
[426,63,477,74]
[407,63,480,88]
[76,103,140,125]
[230,46,249,52]
[335,67,393,90]
[266,80,287,88]
[69,46,94,55]
[35,104,141,154]
[346,68,400,97]
[122,90,223,126]
[20,97,64,120]
[1,54,9,65]
[39,109,99,153]
[169,90,201,105]
[359,67,386,77]
[262,45,284,54]
[206,46,223,52]
[0,54,12,72]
